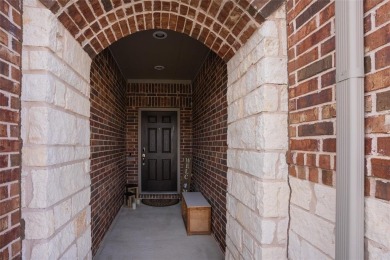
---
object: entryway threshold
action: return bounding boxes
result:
[141,191,179,194]
[139,192,181,200]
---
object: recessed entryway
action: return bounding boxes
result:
[21,1,289,258]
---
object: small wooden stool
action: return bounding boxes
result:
[124,191,135,208]
[125,184,139,204]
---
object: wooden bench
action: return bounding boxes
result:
[181,192,211,235]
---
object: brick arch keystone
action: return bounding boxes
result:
[38,0,284,61]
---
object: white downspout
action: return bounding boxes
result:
[335,0,365,259]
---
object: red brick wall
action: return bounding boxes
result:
[126,82,192,190]
[90,49,127,256]
[287,0,336,187]
[287,0,390,202]
[192,52,228,252]
[287,0,390,254]
[364,0,390,201]
[0,0,22,258]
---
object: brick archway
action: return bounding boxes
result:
[21,0,288,258]
[37,0,283,60]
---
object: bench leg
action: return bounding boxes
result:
[131,195,136,209]
[124,194,135,208]
[127,187,140,205]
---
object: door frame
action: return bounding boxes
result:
[138,108,181,193]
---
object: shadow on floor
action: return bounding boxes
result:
[94,203,224,260]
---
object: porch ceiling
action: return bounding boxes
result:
[108,29,210,80]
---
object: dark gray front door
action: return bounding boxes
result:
[141,111,178,191]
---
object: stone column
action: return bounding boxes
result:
[21,1,92,259]
[225,5,289,259]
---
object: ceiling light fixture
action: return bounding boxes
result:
[153,31,168,39]
[154,65,165,70]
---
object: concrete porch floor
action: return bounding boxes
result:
[94,203,224,260]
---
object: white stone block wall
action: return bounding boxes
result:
[289,184,390,260]
[288,176,336,259]
[225,5,289,259]
[365,198,390,259]
[22,1,92,259]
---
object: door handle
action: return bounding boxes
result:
[142,147,146,165]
